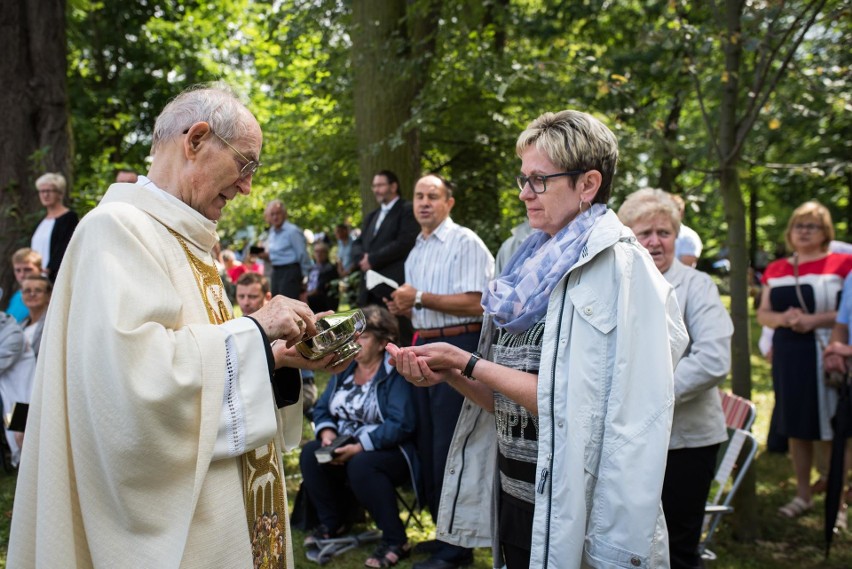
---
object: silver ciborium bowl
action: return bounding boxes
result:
[295,308,366,367]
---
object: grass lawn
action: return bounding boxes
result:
[1,307,851,568]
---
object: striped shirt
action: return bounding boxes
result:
[493,320,545,505]
[405,217,494,329]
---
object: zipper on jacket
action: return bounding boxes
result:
[447,407,482,534]
[541,277,570,567]
[537,466,550,494]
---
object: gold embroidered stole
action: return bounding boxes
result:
[168,228,290,569]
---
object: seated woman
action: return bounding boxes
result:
[20,275,53,360]
[299,305,419,568]
[0,307,36,467]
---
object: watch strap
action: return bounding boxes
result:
[462,351,481,380]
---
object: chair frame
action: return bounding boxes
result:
[306,530,382,565]
[395,485,424,530]
[698,391,758,561]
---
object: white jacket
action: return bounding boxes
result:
[435,211,688,569]
[0,312,35,466]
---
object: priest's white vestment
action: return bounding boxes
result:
[8,183,303,568]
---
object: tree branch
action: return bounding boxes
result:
[677,5,723,161]
[731,0,827,160]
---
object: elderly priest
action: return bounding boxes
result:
[8,84,347,569]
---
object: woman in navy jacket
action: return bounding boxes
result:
[300,305,420,568]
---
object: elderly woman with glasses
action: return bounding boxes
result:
[757,201,852,521]
[20,274,53,360]
[618,188,733,569]
[31,172,78,282]
[387,110,687,569]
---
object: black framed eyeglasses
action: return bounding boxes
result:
[516,170,586,194]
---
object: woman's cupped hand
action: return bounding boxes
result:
[385,342,465,387]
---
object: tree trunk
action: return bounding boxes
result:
[718,0,758,541]
[0,0,70,305]
[351,0,436,213]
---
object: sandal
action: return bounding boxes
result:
[364,542,411,568]
[778,496,813,518]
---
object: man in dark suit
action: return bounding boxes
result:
[353,169,419,345]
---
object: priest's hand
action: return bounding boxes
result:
[272,342,355,374]
[252,295,317,347]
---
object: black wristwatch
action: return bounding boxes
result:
[414,290,424,310]
[462,352,481,380]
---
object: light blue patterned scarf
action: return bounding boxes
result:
[482,204,607,333]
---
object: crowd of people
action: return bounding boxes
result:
[1,82,851,569]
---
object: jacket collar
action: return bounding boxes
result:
[101,181,220,252]
[567,209,635,273]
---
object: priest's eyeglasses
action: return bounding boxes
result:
[516,170,586,194]
[183,127,261,180]
[211,131,261,180]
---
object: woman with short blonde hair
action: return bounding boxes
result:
[31,172,78,281]
[388,110,687,568]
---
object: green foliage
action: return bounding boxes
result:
[60,0,850,259]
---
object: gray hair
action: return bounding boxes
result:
[151,82,253,155]
[616,188,682,234]
[516,110,619,203]
[35,172,67,194]
[265,199,286,214]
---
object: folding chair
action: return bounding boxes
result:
[698,427,759,561]
[395,485,424,530]
[306,530,382,565]
[719,389,757,431]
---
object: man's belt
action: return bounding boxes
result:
[272,262,299,268]
[417,322,482,339]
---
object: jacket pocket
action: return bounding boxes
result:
[584,535,649,568]
[567,283,616,335]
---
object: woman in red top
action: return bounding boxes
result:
[222,249,248,284]
[757,201,852,520]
